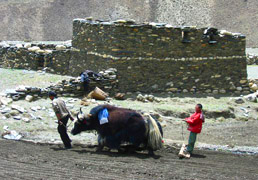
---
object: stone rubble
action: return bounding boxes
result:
[1,68,118,101]
[246,54,258,65]
[248,79,258,92]
[1,126,22,140]
[137,94,161,103]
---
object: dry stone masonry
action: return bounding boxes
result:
[2,68,118,101]
[0,18,250,94]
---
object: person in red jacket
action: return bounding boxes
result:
[183,104,205,157]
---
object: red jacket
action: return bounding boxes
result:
[185,111,204,134]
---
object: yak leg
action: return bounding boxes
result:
[117,148,125,153]
[148,147,155,156]
[97,135,105,152]
[96,144,104,152]
[124,145,137,154]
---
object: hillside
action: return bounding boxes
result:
[0,0,257,47]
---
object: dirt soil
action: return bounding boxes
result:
[1,68,258,179]
[0,139,258,180]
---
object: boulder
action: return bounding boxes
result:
[24,43,32,48]
[244,92,257,102]
[10,110,20,116]
[0,107,11,114]
[22,118,30,123]
[145,95,153,102]
[12,95,20,101]
[137,94,146,102]
[25,95,34,102]
[251,84,258,91]
[234,97,245,104]
[13,116,21,120]
[11,105,25,113]
[0,97,13,105]
[114,93,126,100]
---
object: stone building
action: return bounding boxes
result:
[0,18,249,94]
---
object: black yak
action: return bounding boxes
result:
[71,105,163,155]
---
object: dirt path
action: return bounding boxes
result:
[0,140,258,180]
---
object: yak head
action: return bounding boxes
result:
[71,108,95,135]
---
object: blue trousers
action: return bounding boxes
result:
[187,132,197,153]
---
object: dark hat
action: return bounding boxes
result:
[48,91,57,97]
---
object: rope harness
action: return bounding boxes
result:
[181,121,185,141]
[61,121,73,129]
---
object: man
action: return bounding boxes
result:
[80,71,90,92]
[183,104,205,157]
[49,91,74,149]
[80,70,103,93]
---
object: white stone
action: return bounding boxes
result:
[251,84,258,91]
[24,43,32,48]
[236,87,243,91]
[0,97,13,105]
[44,50,53,54]
[116,19,127,23]
[166,82,174,87]
[219,89,226,94]
[183,89,188,93]
[205,89,212,93]
[15,44,23,48]
[55,45,66,50]
[36,49,45,54]
[244,92,257,102]
[213,90,219,94]
[28,46,40,52]
[22,118,30,123]
[13,116,21,120]
[11,105,25,113]
[0,41,10,48]
[25,95,34,102]
[220,30,233,36]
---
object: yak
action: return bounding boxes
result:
[71,105,163,155]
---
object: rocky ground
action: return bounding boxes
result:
[0,67,258,179]
[0,67,258,152]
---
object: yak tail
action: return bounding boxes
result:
[147,114,163,151]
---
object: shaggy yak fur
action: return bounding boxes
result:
[71,105,163,154]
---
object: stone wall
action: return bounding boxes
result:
[0,19,249,95]
[72,19,245,58]
[70,19,248,94]
[3,72,118,101]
